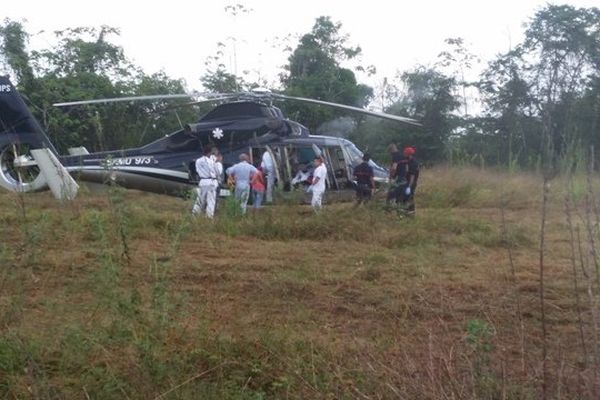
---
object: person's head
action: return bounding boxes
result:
[362,153,371,163]
[203,145,212,156]
[239,153,249,162]
[387,143,398,154]
[403,146,416,158]
[313,155,323,167]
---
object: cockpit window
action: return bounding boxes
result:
[297,147,316,164]
[344,142,363,163]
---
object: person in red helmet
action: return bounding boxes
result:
[402,146,420,215]
[386,143,408,204]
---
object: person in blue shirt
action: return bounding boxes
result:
[226,153,257,215]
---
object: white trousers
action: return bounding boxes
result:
[311,189,324,210]
[266,170,275,202]
[192,185,217,218]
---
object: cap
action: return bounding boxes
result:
[403,146,416,156]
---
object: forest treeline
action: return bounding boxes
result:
[1,3,599,168]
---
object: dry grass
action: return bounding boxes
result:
[0,166,598,399]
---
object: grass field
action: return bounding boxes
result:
[1,166,599,399]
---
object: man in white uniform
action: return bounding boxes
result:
[261,150,275,203]
[226,153,257,215]
[211,150,224,211]
[309,156,327,211]
[192,146,218,218]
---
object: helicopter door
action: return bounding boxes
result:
[321,147,340,190]
[282,146,293,188]
[337,139,354,184]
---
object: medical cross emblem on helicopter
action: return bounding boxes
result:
[0,75,421,201]
[212,127,224,140]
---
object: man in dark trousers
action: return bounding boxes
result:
[386,143,408,204]
[353,153,375,205]
[402,146,420,215]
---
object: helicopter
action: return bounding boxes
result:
[0,75,420,200]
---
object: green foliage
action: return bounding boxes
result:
[281,16,373,131]
[469,4,600,169]
[465,319,501,399]
[0,20,197,153]
[351,66,459,163]
[0,19,35,91]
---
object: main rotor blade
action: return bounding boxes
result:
[271,94,421,126]
[53,92,228,107]
[184,96,241,107]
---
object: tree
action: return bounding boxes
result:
[0,20,197,152]
[350,66,459,163]
[436,37,479,118]
[468,4,600,169]
[200,42,246,93]
[0,18,35,93]
[281,16,373,131]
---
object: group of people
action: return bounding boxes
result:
[351,144,419,215]
[192,147,277,218]
[192,143,419,218]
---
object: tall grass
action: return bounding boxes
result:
[0,166,599,398]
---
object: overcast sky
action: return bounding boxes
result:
[3,0,599,93]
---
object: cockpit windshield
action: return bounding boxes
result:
[343,141,387,172]
[344,142,363,164]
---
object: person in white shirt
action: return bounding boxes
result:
[261,150,275,203]
[226,153,257,215]
[309,156,327,211]
[192,146,219,218]
[211,150,224,211]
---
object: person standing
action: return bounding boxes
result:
[309,155,327,211]
[386,143,408,204]
[251,165,266,209]
[192,146,218,218]
[261,149,276,203]
[353,153,375,205]
[226,153,257,215]
[212,150,224,211]
[403,146,420,215]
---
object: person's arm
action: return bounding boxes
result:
[312,168,321,186]
[389,161,397,180]
[312,176,320,186]
[215,163,223,179]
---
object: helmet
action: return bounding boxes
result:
[403,146,416,156]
